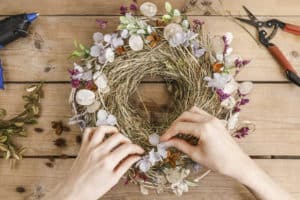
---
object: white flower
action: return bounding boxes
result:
[204,73,232,89]
[121,29,129,39]
[105,48,115,63]
[182,20,189,29]
[224,32,233,44]
[221,96,236,109]
[75,89,96,106]
[239,81,253,95]
[149,133,160,146]
[104,33,124,48]
[73,63,84,73]
[169,32,186,47]
[224,79,239,94]
[171,181,189,196]
[106,114,117,126]
[228,112,239,130]
[165,2,172,12]
[93,32,104,43]
[136,156,152,172]
[163,23,183,41]
[140,2,158,17]
[96,109,118,126]
[86,101,101,113]
[157,143,168,159]
[129,35,144,51]
[93,72,108,91]
[149,148,162,164]
[225,47,233,56]
[147,25,153,34]
[97,109,108,122]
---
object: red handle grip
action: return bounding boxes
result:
[268,44,298,74]
[283,23,300,35]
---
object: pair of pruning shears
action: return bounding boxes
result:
[236,6,300,87]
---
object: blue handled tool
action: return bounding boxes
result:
[0,13,39,89]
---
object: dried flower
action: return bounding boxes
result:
[136,156,152,172]
[234,127,250,138]
[224,79,239,94]
[146,32,160,48]
[190,40,205,58]
[221,96,236,109]
[216,89,230,101]
[93,72,109,93]
[204,73,232,90]
[227,112,239,130]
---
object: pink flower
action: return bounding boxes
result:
[216,89,230,101]
[234,127,250,138]
[71,79,80,88]
[130,3,138,12]
[120,5,128,15]
[96,19,108,29]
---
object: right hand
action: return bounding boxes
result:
[160,106,253,180]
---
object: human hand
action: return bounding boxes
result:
[160,106,253,180]
[45,126,144,200]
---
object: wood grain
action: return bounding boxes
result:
[1,83,300,156]
[1,16,300,82]
[1,0,300,16]
[0,158,299,200]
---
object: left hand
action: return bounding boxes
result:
[45,126,144,200]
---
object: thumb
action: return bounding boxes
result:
[165,138,199,160]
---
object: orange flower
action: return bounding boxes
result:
[115,46,125,55]
[146,32,160,48]
[165,151,181,168]
[212,62,224,73]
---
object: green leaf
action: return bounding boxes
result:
[165,2,172,13]
[162,14,172,22]
[173,9,181,17]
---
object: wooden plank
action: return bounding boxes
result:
[1,16,300,82]
[1,83,300,156]
[1,0,300,16]
[0,158,299,200]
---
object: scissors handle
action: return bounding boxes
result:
[283,23,300,35]
[267,44,300,86]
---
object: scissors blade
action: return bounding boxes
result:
[242,5,257,21]
[235,17,258,27]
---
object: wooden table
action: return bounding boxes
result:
[0,0,300,199]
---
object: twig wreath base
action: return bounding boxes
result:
[69,1,254,196]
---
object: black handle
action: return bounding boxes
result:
[286,70,300,87]
[0,14,30,46]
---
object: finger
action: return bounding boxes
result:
[114,155,141,177]
[190,106,210,116]
[90,126,119,147]
[101,133,131,154]
[82,127,97,145]
[109,143,144,168]
[165,138,198,160]
[160,121,201,142]
[175,111,208,123]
